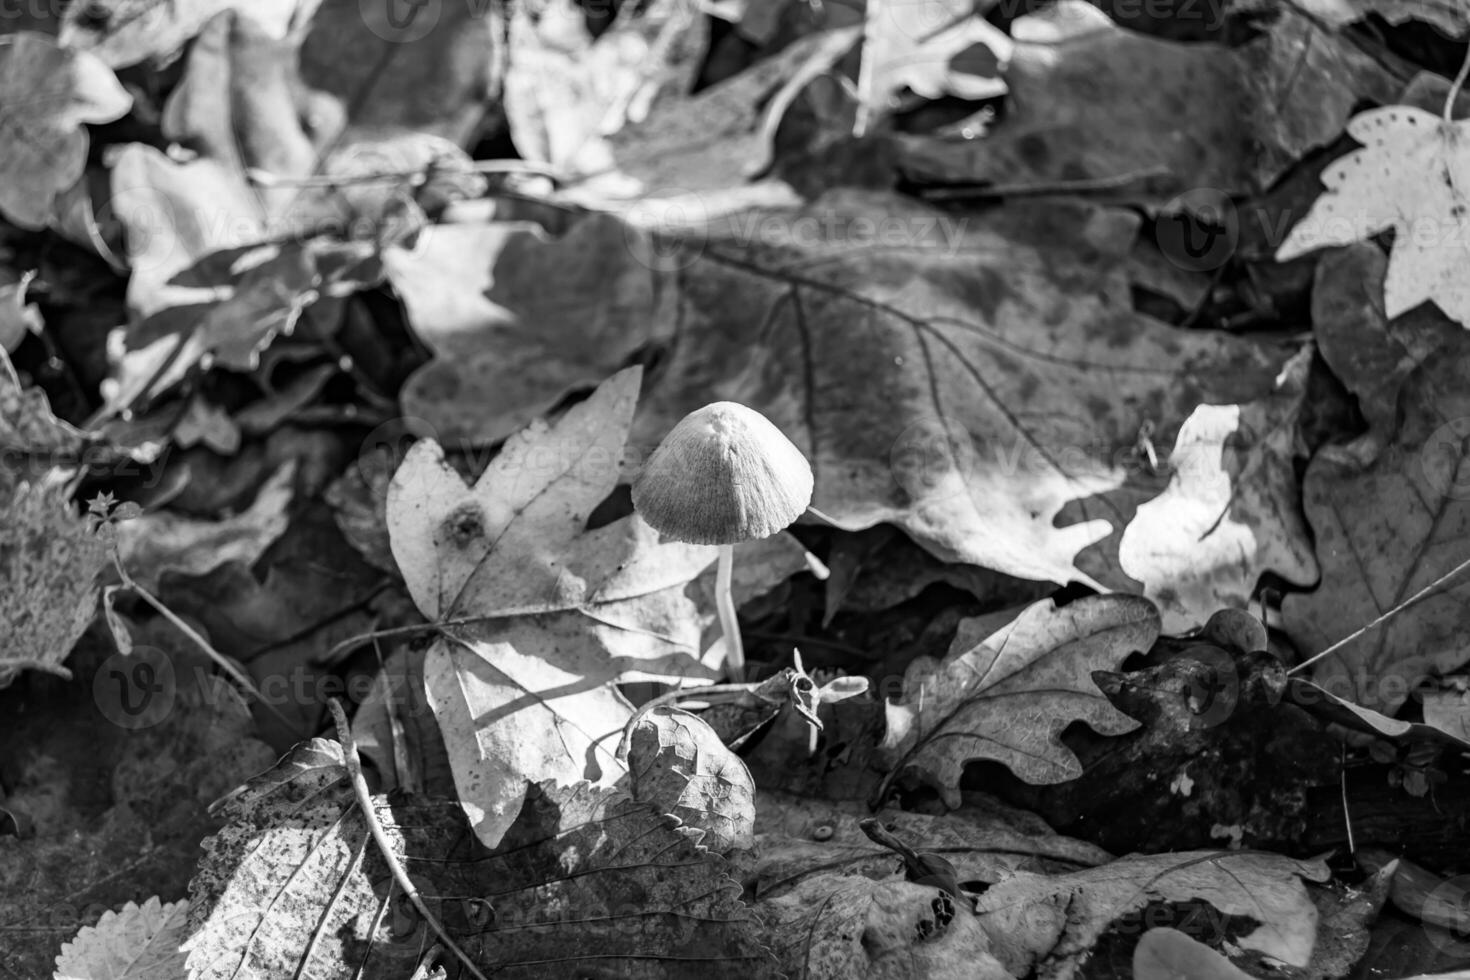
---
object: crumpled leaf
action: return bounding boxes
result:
[1117,346,1317,630]
[1277,103,1470,327]
[57,0,306,67]
[974,850,1329,979]
[183,739,775,979]
[758,875,1010,980]
[390,368,807,846]
[1132,928,1256,980]
[1283,252,1470,715]
[880,595,1157,805]
[0,33,130,230]
[856,0,1010,133]
[114,462,295,590]
[626,706,757,854]
[1286,0,1470,38]
[897,4,1395,201]
[54,897,188,980]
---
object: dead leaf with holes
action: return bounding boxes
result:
[388,367,808,847]
[182,738,775,979]
[879,595,1158,804]
[1277,103,1470,327]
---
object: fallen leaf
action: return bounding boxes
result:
[502,0,707,177]
[1277,103,1470,326]
[114,462,295,590]
[1132,927,1256,980]
[897,4,1395,201]
[53,897,189,980]
[184,739,775,979]
[1116,346,1317,630]
[750,790,1113,900]
[57,0,307,66]
[389,368,805,846]
[385,216,671,448]
[856,0,1010,134]
[1283,258,1470,715]
[880,595,1157,805]
[0,33,130,230]
[974,850,1329,979]
[1286,0,1470,37]
[626,706,757,854]
[758,874,1010,980]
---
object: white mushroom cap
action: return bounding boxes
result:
[632,402,814,545]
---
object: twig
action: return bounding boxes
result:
[113,553,297,732]
[919,168,1170,201]
[326,699,491,980]
[1290,553,1470,675]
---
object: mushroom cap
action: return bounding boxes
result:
[632,402,814,545]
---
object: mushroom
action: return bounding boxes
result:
[632,402,814,680]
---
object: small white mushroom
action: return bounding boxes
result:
[632,402,814,680]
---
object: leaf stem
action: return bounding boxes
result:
[327,699,491,980]
[1445,41,1470,122]
[1289,552,1470,675]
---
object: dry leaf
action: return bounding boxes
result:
[57,0,307,66]
[388,368,806,846]
[880,595,1157,805]
[184,739,775,979]
[1284,258,1470,715]
[54,898,188,980]
[856,0,1010,134]
[1116,346,1317,630]
[758,874,1010,980]
[1277,104,1470,326]
[974,850,1329,979]
[385,216,671,448]
[626,706,757,854]
[1132,928,1256,980]
[0,33,130,230]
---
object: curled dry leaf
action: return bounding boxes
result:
[879,595,1158,805]
[626,705,757,854]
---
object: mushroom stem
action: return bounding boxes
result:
[715,544,744,681]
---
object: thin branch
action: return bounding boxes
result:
[327,699,491,980]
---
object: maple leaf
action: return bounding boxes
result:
[387,367,806,847]
[0,32,130,230]
[183,739,775,979]
[1277,104,1470,327]
[879,595,1158,805]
